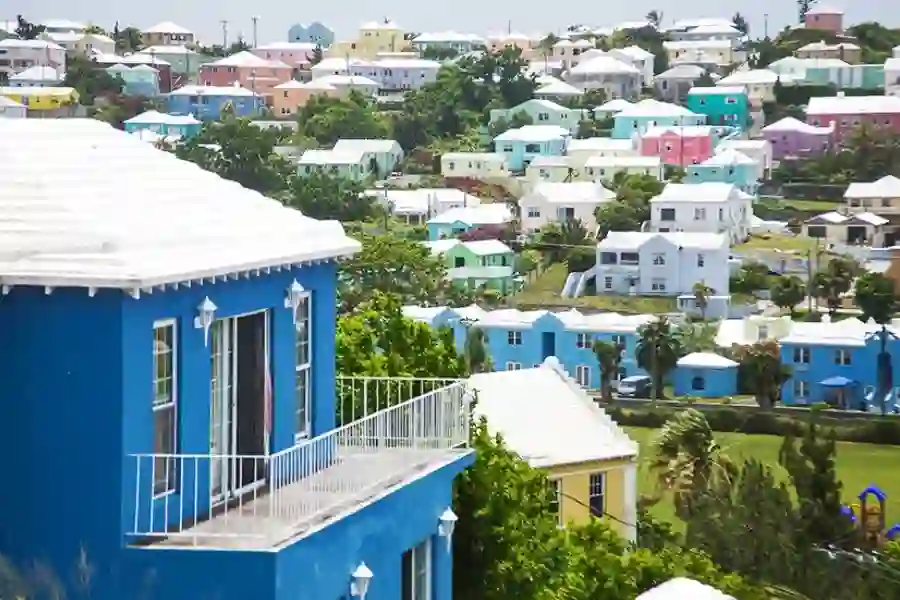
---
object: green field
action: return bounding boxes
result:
[625,427,900,526]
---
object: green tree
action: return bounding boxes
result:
[488,110,533,137]
[855,272,896,324]
[647,409,733,520]
[176,114,292,194]
[595,199,649,237]
[113,24,144,53]
[63,55,123,104]
[692,282,712,319]
[532,219,593,266]
[14,15,45,40]
[296,91,391,146]
[811,257,856,317]
[305,44,324,65]
[636,317,683,400]
[674,322,718,354]
[732,341,791,409]
[771,275,806,317]
[730,261,770,294]
[732,12,750,36]
[91,94,155,130]
[592,339,622,402]
[279,171,375,221]
[422,46,459,61]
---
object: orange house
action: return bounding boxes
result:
[271,79,342,117]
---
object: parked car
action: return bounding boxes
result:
[617,375,652,399]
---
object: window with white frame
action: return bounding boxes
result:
[548,479,561,522]
[576,365,591,387]
[588,473,605,516]
[153,321,177,496]
[401,538,432,600]
[835,349,851,366]
[527,206,540,218]
[611,334,625,347]
[506,361,522,371]
[604,276,613,290]
[295,292,312,439]
[793,346,810,364]
[694,207,706,220]
[697,253,705,267]
[576,333,591,348]
[507,330,522,345]
[651,278,667,291]
[652,253,665,265]
[794,379,809,399]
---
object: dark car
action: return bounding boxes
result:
[617,375,652,399]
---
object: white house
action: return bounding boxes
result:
[595,231,730,297]
[801,211,888,246]
[566,137,637,163]
[714,139,773,179]
[0,96,26,118]
[716,69,780,102]
[365,187,482,223]
[441,152,509,179]
[331,138,403,177]
[663,40,743,68]
[648,182,754,243]
[534,80,584,101]
[582,155,664,182]
[844,175,900,215]
[564,55,642,98]
[525,155,578,182]
[607,45,656,87]
[519,181,615,233]
[886,58,900,97]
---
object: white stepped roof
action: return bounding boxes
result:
[469,357,638,468]
[761,116,832,134]
[569,55,640,75]
[677,352,738,368]
[535,80,584,96]
[845,175,900,199]
[0,119,359,289]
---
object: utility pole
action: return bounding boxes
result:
[763,13,769,39]
[220,20,228,50]
[251,16,259,48]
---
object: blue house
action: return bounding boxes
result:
[107,63,161,97]
[166,84,264,119]
[426,204,513,241]
[0,118,475,600]
[673,352,739,397]
[493,124,570,171]
[124,110,202,138]
[779,317,900,412]
[685,148,761,193]
[685,86,750,129]
[611,98,706,139]
[288,21,335,46]
[402,305,657,388]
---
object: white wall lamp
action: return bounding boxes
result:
[350,562,373,600]
[193,297,217,347]
[284,279,306,325]
[438,507,458,552]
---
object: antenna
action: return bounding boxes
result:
[251,16,259,48]
[220,19,228,49]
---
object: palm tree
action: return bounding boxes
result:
[649,409,733,519]
[645,10,663,28]
[635,317,683,400]
[692,282,713,320]
[731,12,750,36]
[592,339,622,402]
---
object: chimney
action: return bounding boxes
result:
[837,90,846,97]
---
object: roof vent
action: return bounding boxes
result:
[837,90,846,97]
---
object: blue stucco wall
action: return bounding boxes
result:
[166,93,263,119]
[685,162,757,192]
[121,455,473,600]
[673,365,738,397]
[612,113,707,139]
[0,262,338,598]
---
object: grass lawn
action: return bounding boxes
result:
[734,233,824,254]
[513,264,677,314]
[776,198,842,212]
[625,426,900,527]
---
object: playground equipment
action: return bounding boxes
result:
[843,485,900,547]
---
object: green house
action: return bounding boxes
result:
[424,239,517,294]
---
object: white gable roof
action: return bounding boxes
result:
[616,98,698,118]
[569,55,640,75]
[652,182,745,203]
[9,66,62,82]
[494,124,569,142]
[701,148,755,166]
[677,352,738,368]
[761,116,832,134]
[598,231,727,250]
[595,98,634,113]
[427,204,512,226]
[125,110,200,126]
[535,80,584,96]
[523,181,615,205]
[209,51,289,68]
[807,95,900,116]
[845,175,900,199]
[567,137,634,152]
[469,357,638,468]
[144,21,193,35]
[0,119,359,289]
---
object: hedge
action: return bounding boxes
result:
[605,405,900,446]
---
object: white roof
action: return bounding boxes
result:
[670,18,735,31]
[469,358,638,468]
[125,110,200,126]
[807,95,900,116]
[412,31,484,43]
[652,182,747,203]
[315,74,379,87]
[656,64,707,79]
[0,119,358,289]
[598,231,727,251]
[297,149,366,165]
[613,45,655,60]
[360,19,400,30]
[425,239,511,256]
[254,41,317,51]
[687,24,742,36]
[642,125,713,137]
[209,51,289,69]
[717,69,779,86]
[637,578,735,600]
[365,188,482,215]
[781,317,895,347]
[806,211,888,226]
[523,182,615,205]
[584,155,661,168]
[677,352,738,368]
[41,19,86,30]
[143,45,198,55]
[144,21,193,35]
[169,84,258,97]
[567,138,634,152]
[9,66,61,82]
[701,149,756,166]
[806,4,844,14]
[664,39,734,50]
[427,204,512,226]
[594,99,634,113]
[442,151,506,162]
[494,125,569,142]
[616,98,698,118]
[535,81,584,96]
[717,139,769,152]
[0,96,24,108]
[688,85,745,95]
[333,139,399,154]
[569,55,640,75]
[0,38,64,51]
[528,155,571,167]
[761,116,832,134]
[274,80,306,90]
[845,175,900,199]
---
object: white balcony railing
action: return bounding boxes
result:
[128,378,472,549]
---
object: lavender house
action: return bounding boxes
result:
[761,116,834,159]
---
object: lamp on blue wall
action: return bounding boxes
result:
[350,563,373,600]
[284,279,306,325]
[438,507,458,552]
[194,297,217,347]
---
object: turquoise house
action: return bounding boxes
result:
[489,99,587,135]
[0,117,475,600]
[611,98,706,139]
[106,64,161,97]
[673,352,739,398]
[426,205,513,241]
[685,86,750,129]
[493,124,570,171]
[805,64,885,90]
[686,148,760,193]
[124,110,202,138]
[424,239,517,294]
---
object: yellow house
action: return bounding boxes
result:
[469,357,639,540]
[0,86,79,112]
[329,19,405,59]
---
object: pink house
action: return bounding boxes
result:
[639,125,714,167]
[803,5,844,33]
[806,94,900,142]
[762,117,834,159]
[199,51,294,99]
[251,42,317,73]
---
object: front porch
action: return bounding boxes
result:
[129,377,472,550]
